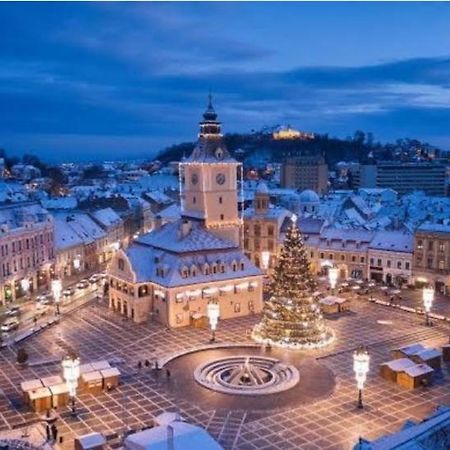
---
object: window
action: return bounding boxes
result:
[220,214,224,221]
[254,225,261,237]
[360,257,365,263]
[320,253,324,259]
[268,240,274,251]
[193,196,196,204]
[439,260,445,270]
[244,239,249,249]
[427,258,433,269]
[387,260,391,268]
[377,259,382,267]
[118,258,125,270]
[240,262,245,270]
[234,303,241,313]
[254,239,260,251]
[351,255,356,262]
[417,239,423,250]
[439,242,445,252]
[341,255,345,261]
[405,262,410,270]
[310,251,314,258]
[397,261,402,269]
[370,258,374,265]
[268,226,274,236]
[219,196,223,204]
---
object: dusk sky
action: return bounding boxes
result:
[1,2,450,162]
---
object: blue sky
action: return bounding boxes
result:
[1,2,450,162]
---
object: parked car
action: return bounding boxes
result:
[5,306,20,317]
[89,275,100,284]
[63,287,75,298]
[36,292,52,304]
[77,280,89,290]
[1,318,20,332]
[36,302,49,313]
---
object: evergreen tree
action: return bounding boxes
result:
[252,217,333,349]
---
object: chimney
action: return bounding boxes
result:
[167,425,174,450]
[178,219,192,239]
[154,215,162,230]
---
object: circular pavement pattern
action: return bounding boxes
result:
[165,345,336,412]
[194,355,300,395]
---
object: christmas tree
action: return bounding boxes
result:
[252,216,334,349]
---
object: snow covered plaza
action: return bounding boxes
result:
[0,102,449,450]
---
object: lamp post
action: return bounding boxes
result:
[328,266,339,295]
[207,301,220,343]
[353,346,370,409]
[52,279,62,315]
[423,287,434,327]
[62,354,80,417]
[20,277,30,299]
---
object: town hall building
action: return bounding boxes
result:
[107,98,264,327]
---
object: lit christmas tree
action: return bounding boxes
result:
[252,216,334,349]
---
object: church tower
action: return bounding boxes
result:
[180,96,241,246]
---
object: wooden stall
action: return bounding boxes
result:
[81,371,103,395]
[74,432,106,450]
[411,348,442,370]
[100,367,120,391]
[49,383,70,408]
[397,364,434,389]
[379,358,416,383]
[28,387,52,413]
[20,379,43,406]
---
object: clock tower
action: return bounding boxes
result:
[180,96,242,246]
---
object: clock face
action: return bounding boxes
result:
[216,173,226,185]
[191,173,199,185]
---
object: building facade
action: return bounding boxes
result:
[0,203,55,305]
[107,98,264,327]
[359,161,447,196]
[368,231,413,286]
[281,154,328,194]
[413,224,450,294]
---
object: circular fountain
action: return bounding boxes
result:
[194,355,299,395]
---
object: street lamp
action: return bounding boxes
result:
[62,354,80,417]
[328,266,339,294]
[73,257,81,271]
[20,278,30,298]
[207,301,220,343]
[52,279,62,315]
[423,287,434,327]
[261,251,270,271]
[353,346,370,409]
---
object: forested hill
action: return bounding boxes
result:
[156,131,440,167]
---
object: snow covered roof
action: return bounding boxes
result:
[369,231,413,253]
[359,405,450,449]
[41,197,78,210]
[256,181,269,195]
[124,422,223,450]
[417,223,450,234]
[144,190,173,205]
[0,203,51,233]
[136,220,236,254]
[299,189,320,203]
[54,217,85,250]
[52,212,106,247]
[91,208,122,229]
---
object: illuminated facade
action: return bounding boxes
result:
[107,98,263,327]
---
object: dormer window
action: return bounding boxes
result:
[190,265,197,277]
[203,263,210,275]
[240,262,245,270]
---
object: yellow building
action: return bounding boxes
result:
[107,98,263,327]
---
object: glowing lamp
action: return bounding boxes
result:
[353,346,370,409]
[62,355,80,416]
[207,301,220,342]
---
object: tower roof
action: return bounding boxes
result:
[185,96,236,164]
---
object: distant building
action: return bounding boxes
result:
[107,98,263,327]
[0,203,54,305]
[11,164,42,182]
[368,231,413,286]
[359,161,447,196]
[273,125,314,141]
[281,155,328,194]
[413,223,450,294]
[243,182,292,272]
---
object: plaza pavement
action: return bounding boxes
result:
[0,294,449,450]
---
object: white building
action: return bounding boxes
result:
[107,98,263,327]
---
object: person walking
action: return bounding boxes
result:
[51,423,58,442]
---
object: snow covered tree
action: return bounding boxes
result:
[252,217,333,349]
